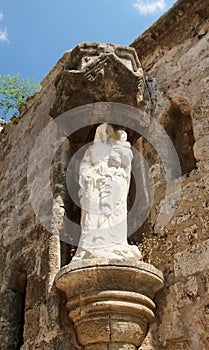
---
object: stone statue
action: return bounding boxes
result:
[73,123,141,260]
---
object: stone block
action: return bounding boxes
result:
[194,135,209,161]
[174,239,209,277]
[24,306,40,341]
[0,289,23,322]
[0,321,22,350]
[25,275,46,310]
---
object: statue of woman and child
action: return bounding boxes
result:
[73,123,141,260]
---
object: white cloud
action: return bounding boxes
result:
[133,0,167,14]
[0,10,9,43]
[0,10,3,21]
[0,28,9,43]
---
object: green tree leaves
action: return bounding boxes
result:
[0,73,41,120]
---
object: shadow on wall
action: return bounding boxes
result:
[164,104,196,175]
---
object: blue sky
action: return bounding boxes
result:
[0,0,176,82]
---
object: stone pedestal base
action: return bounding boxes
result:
[55,259,164,350]
[85,343,136,350]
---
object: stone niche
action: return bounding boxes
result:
[50,43,153,254]
[53,42,164,350]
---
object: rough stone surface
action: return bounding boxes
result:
[0,54,76,350]
[0,0,209,349]
[130,1,209,348]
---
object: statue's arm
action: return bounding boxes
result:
[110,142,133,167]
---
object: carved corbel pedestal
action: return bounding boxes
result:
[55,259,164,350]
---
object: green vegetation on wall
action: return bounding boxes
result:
[0,73,41,121]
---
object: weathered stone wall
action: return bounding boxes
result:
[0,0,209,349]
[0,53,79,349]
[131,0,209,348]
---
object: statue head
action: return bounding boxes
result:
[94,123,115,142]
[117,130,127,142]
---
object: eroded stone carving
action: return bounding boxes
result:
[74,123,141,260]
[51,42,150,117]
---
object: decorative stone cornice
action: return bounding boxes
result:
[50,42,150,117]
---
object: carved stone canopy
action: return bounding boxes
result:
[51,42,149,117]
[65,42,141,73]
